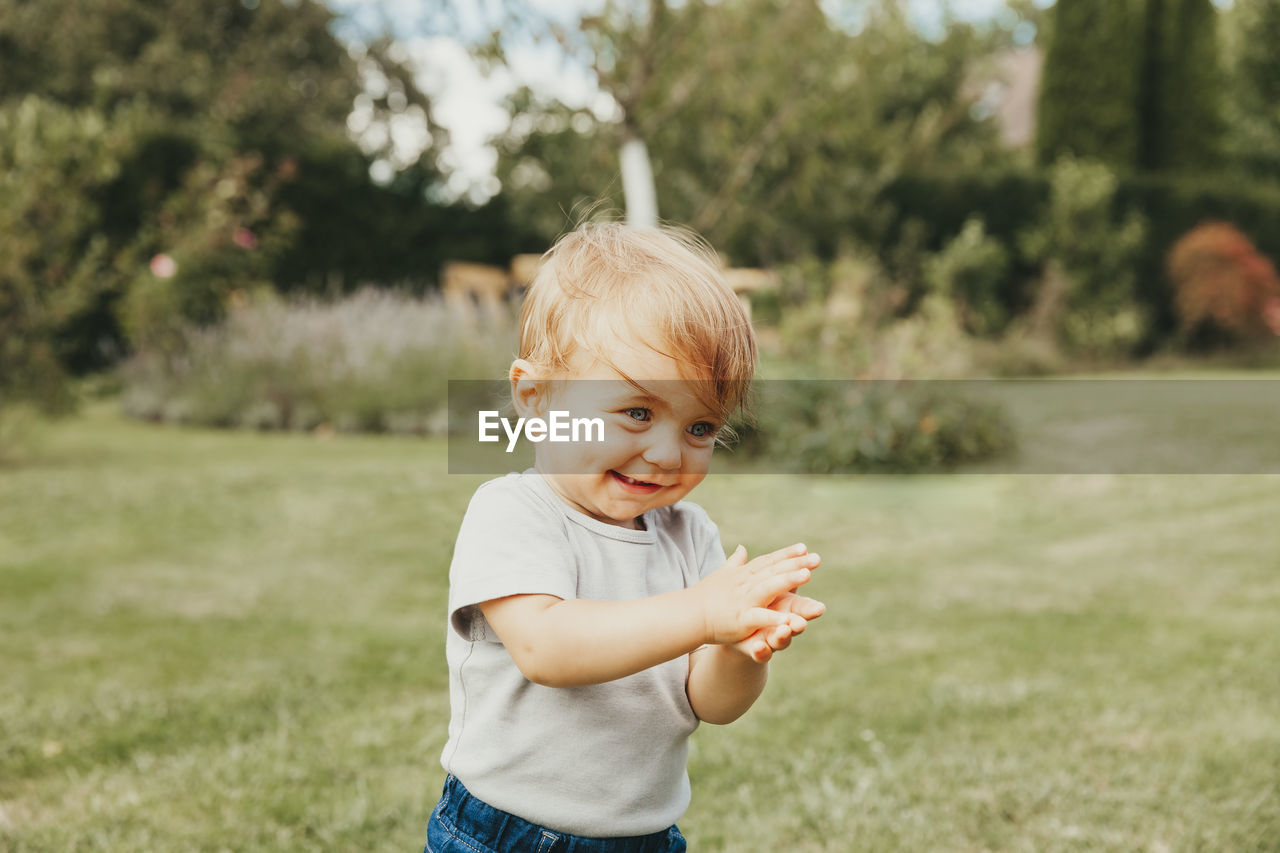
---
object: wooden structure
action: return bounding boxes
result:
[441,255,779,325]
[722,268,780,322]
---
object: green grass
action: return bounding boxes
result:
[2,401,1279,851]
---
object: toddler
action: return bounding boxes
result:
[427,223,825,853]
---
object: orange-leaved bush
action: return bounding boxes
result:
[1167,223,1280,342]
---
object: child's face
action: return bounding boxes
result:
[513,340,723,529]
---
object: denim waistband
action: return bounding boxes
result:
[435,774,680,853]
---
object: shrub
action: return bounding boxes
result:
[1167,222,1280,344]
[0,96,140,414]
[731,380,1015,474]
[774,251,978,380]
[1019,157,1148,357]
[880,169,1280,349]
[923,217,1011,336]
[756,252,1013,472]
[117,153,299,358]
[120,289,515,433]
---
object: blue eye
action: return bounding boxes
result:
[687,422,716,438]
[626,407,651,422]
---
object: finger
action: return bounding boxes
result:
[791,596,826,620]
[743,607,790,633]
[735,633,773,662]
[767,623,794,649]
[747,542,808,573]
[756,567,813,602]
[726,544,748,567]
[786,613,807,634]
[762,553,821,578]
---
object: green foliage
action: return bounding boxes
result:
[924,218,1012,336]
[1222,0,1280,181]
[751,249,1012,470]
[732,380,1015,473]
[0,96,143,412]
[1038,0,1224,173]
[1117,173,1280,338]
[1140,0,1224,172]
[120,290,515,433]
[1036,0,1143,168]
[272,147,540,297]
[879,171,1048,318]
[0,0,360,151]
[492,0,1016,264]
[1019,157,1148,356]
[880,169,1280,347]
[493,88,624,244]
[118,154,299,356]
[0,0,498,389]
[772,250,980,380]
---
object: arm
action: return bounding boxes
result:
[479,589,707,688]
[689,590,827,724]
[686,644,769,725]
[479,544,818,688]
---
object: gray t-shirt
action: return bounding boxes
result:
[440,470,726,837]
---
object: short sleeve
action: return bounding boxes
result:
[447,478,577,641]
[679,501,727,583]
[700,523,727,580]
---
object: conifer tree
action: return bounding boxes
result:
[1036,0,1143,168]
[1038,0,1224,173]
[1140,0,1223,171]
[1227,0,1280,178]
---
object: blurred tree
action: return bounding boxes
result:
[488,0,1010,265]
[1019,156,1148,356]
[492,87,622,245]
[0,0,360,154]
[0,98,140,412]
[1223,0,1280,181]
[1036,0,1143,168]
[0,0,460,382]
[1038,0,1223,173]
[1140,0,1223,172]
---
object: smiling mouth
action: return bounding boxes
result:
[609,471,665,492]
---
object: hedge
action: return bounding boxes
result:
[877,170,1280,346]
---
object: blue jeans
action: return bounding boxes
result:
[425,775,687,853]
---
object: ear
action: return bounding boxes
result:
[509,358,545,419]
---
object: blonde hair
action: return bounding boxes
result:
[518,222,756,420]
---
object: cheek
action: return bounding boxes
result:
[685,445,714,472]
[596,424,643,456]
[543,430,636,474]
[671,458,711,492]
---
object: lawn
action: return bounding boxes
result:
[2,401,1278,851]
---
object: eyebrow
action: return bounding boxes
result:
[605,389,667,409]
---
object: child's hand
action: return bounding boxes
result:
[732,591,827,663]
[693,543,820,647]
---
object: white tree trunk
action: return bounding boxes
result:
[620,134,658,228]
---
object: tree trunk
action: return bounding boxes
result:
[619,131,658,228]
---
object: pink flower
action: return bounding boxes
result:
[150,253,178,279]
[1264,298,1280,336]
[233,227,258,250]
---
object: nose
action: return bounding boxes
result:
[641,425,683,470]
